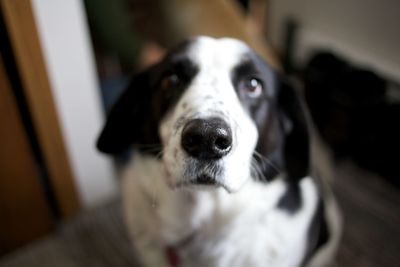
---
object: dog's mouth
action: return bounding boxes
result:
[178,173,222,186]
[194,174,218,185]
[167,159,232,192]
[162,154,248,193]
[175,173,231,192]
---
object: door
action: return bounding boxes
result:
[0,0,81,255]
[0,53,54,255]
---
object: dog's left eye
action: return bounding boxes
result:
[240,78,263,98]
[161,73,181,90]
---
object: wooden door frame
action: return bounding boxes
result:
[1,0,80,218]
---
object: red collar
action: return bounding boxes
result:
[165,246,180,267]
[164,231,197,266]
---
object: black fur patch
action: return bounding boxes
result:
[97,40,198,154]
[231,54,310,213]
[276,79,310,213]
[231,55,284,182]
[277,182,302,212]
[231,55,310,189]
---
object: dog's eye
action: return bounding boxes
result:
[240,78,263,98]
[161,73,181,90]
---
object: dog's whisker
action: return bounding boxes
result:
[253,151,282,174]
[251,152,282,182]
[250,158,267,182]
[136,145,163,155]
[156,151,163,160]
[250,159,259,181]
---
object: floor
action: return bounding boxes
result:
[0,197,140,267]
[333,163,400,267]
[0,163,399,267]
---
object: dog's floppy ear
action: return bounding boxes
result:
[278,77,310,179]
[97,67,159,154]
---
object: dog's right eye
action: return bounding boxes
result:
[238,77,264,98]
[161,73,181,90]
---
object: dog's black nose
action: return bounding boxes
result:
[181,118,232,159]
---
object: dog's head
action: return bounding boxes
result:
[97,36,309,192]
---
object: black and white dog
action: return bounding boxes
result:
[97,36,341,267]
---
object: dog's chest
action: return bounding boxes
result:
[175,189,316,267]
[122,155,318,267]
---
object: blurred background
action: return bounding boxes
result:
[0,0,399,266]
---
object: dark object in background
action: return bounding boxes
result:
[236,0,250,11]
[282,18,298,75]
[303,52,400,186]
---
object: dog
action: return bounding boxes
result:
[97,36,341,267]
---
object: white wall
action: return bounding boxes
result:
[269,0,400,81]
[31,0,117,207]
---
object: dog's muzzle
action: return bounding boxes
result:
[181,117,232,160]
